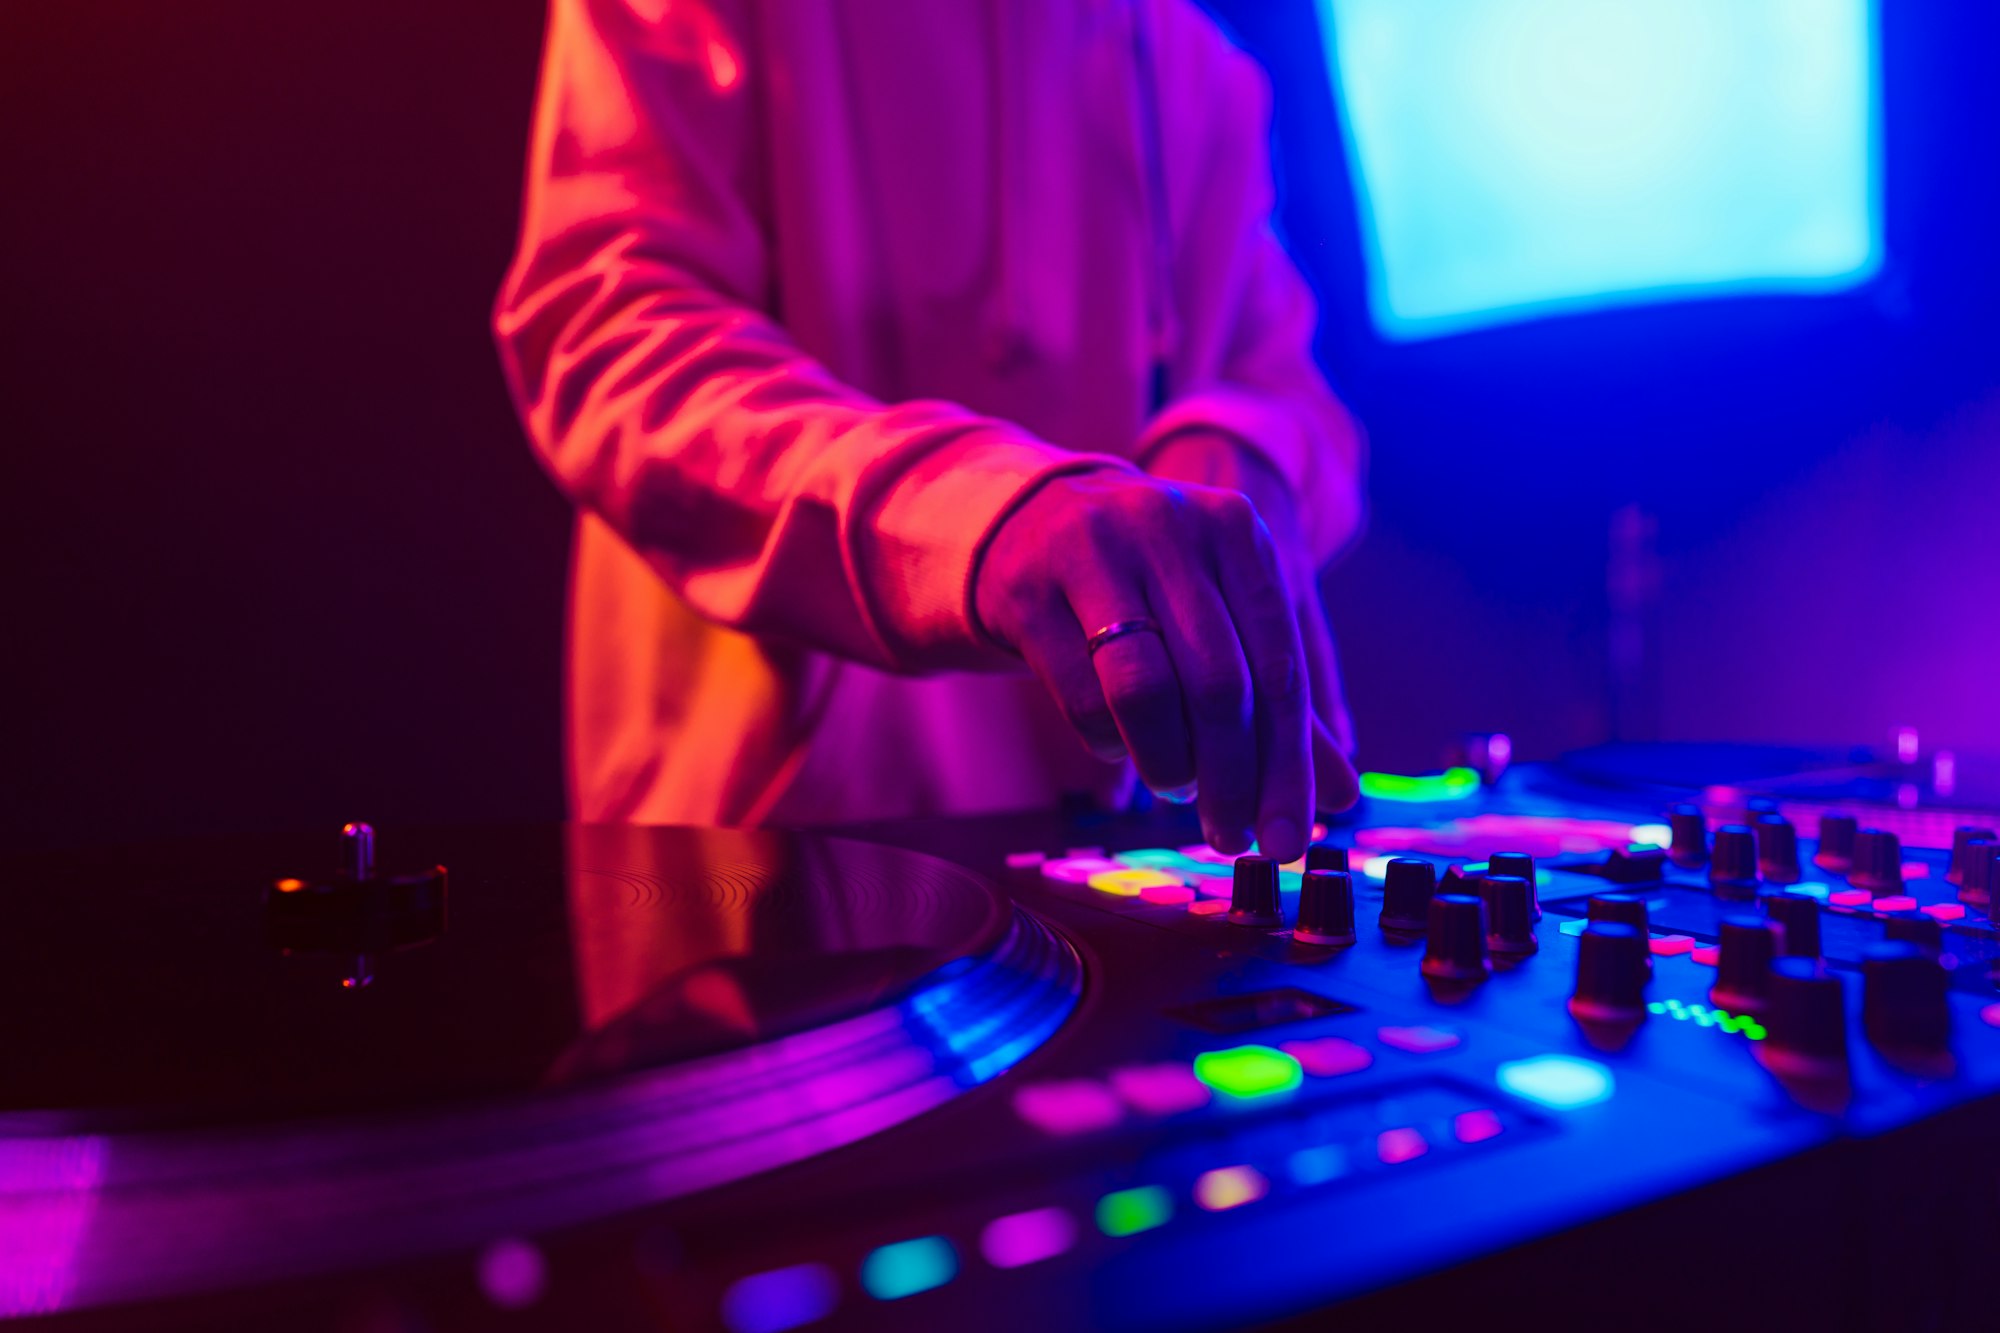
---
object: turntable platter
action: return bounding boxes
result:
[0,825,1079,1313]
[0,825,1020,1126]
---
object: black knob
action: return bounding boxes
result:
[1849,829,1904,896]
[1481,875,1538,956]
[1947,827,1998,888]
[1711,915,1780,1014]
[1226,855,1284,928]
[1486,851,1540,920]
[1296,870,1356,946]
[1710,825,1760,898]
[1760,890,1822,959]
[1380,858,1437,933]
[1668,804,1708,868]
[1863,942,1950,1052]
[1569,922,1649,1023]
[1884,913,1943,955]
[1587,892,1650,933]
[1762,959,1848,1073]
[1305,843,1350,874]
[1956,838,1998,907]
[1753,815,1801,885]
[1422,894,1492,982]
[1814,813,1858,871]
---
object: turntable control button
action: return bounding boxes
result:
[1380,858,1437,933]
[1947,827,1998,887]
[1305,843,1349,873]
[1227,855,1285,928]
[1849,829,1905,895]
[1709,826,1760,897]
[1668,804,1708,868]
[1421,895,1491,982]
[1814,813,1858,871]
[1295,870,1356,945]
[1753,815,1802,884]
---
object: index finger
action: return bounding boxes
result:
[1208,492,1313,863]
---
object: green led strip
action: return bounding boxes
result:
[1358,767,1481,803]
[1648,998,1766,1041]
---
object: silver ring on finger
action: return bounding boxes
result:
[1085,617,1163,658]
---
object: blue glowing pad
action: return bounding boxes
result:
[1496,1054,1615,1109]
[1318,0,1881,339]
[860,1237,957,1301]
[720,1264,839,1333]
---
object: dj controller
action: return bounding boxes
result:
[7,742,2000,1331]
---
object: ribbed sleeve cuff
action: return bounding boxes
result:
[857,431,1136,671]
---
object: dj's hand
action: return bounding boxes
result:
[974,460,1359,864]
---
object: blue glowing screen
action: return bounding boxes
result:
[1316,0,1882,339]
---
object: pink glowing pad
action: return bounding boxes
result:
[1012,1080,1123,1136]
[1187,899,1229,917]
[1874,896,1919,913]
[1829,889,1873,907]
[1139,883,1196,905]
[1377,1025,1461,1054]
[1377,1127,1429,1164]
[1453,1109,1505,1143]
[1691,945,1721,966]
[1109,1063,1212,1117]
[1041,856,1125,884]
[1649,935,1696,957]
[1901,862,1931,880]
[1922,902,1966,921]
[981,1207,1078,1269]
[1280,1037,1374,1078]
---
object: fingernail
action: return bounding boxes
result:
[1263,819,1301,861]
[1152,780,1199,805]
[1205,823,1251,856]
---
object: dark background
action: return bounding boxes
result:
[4,2,1997,851]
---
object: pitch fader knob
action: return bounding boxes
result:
[1849,829,1904,896]
[1480,875,1538,956]
[1569,923,1648,1023]
[1947,827,1998,888]
[1760,890,1822,959]
[1753,815,1801,884]
[1709,826,1760,898]
[1306,843,1349,874]
[1814,814,1858,872]
[1761,960,1848,1075]
[1668,804,1708,868]
[1380,858,1437,934]
[1421,895,1491,982]
[1955,838,1998,907]
[1486,852,1540,920]
[1711,915,1780,1014]
[1862,942,1950,1052]
[1295,870,1356,946]
[1227,855,1284,928]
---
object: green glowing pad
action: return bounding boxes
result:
[1359,767,1480,803]
[1193,1045,1304,1099]
[1095,1185,1173,1237]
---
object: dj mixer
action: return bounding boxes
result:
[5,743,2000,1331]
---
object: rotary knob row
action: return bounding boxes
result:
[1228,846,1358,943]
[1668,807,1971,901]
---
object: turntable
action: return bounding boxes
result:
[7,744,2000,1331]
